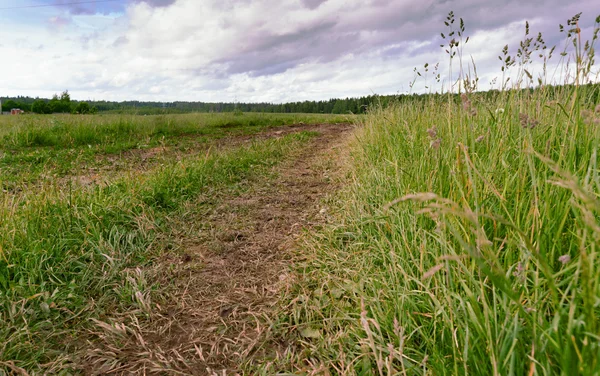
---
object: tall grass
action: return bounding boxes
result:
[0,131,316,372]
[265,13,600,375]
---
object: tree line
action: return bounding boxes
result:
[2,83,599,116]
[1,91,97,114]
[73,95,389,114]
[1,93,399,115]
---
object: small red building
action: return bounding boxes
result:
[11,109,24,115]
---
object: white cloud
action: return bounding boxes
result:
[0,0,598,102]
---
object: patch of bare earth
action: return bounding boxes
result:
[80,123,354,375]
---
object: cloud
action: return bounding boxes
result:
[0,0,598,102]
[53,0,176,15]
[48,15,71,28]
[118,0,599,77]
[302,0,327,10]
[112,35,128,47]
[136,0,177,6]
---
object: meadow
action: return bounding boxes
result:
[261,88,600,375]
[2,11,600,376]
[0,112,353,372]
[0,112,349,184]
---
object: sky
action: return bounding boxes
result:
[0,0,598,103]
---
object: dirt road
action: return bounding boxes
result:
[82,122,354,375]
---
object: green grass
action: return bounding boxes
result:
[0,112,355,184]
[263,87,600,374]
[0,112,353,143]
[257,11,600,373]
[4,12,600,374]
[0,127,319,373]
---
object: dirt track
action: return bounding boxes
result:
[82,122,354,375]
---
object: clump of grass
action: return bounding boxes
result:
[261,12,600,375]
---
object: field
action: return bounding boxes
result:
[3,89,599,375]
[0,112,351,186]
[2,14,600,376]
[0,112,355,373]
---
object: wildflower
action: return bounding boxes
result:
[495,108,505,114]
[475,135,485,143]
[519,113,528,127]
[430,138,441,149]
[460,94,477,116]
[513,262,524,277]
[513,261,526,283]
[558,254,571,264]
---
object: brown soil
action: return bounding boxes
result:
[81,122,354,375]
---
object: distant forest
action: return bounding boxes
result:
[2,84,600,115]
[1,93,392,115]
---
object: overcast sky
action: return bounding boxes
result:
[0,0,598,103]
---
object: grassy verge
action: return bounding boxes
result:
[0,130,318,373]
[263,84,600,374]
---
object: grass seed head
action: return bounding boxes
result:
[430,138,442,149]
[427,127,438,139]
[461,94,471,111]
[519,113,539,129]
